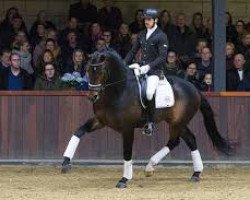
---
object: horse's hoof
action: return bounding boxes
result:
[145,163,154,177]
[116,177,128,188]
[61,164,71,174]
[190,172,201,182]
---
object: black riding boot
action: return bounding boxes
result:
[143,99,155,136]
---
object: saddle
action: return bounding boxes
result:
[137,74,175,109]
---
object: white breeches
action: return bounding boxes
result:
[146,75,159,100]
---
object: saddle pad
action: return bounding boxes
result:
[155,77,175,108]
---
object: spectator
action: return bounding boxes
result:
[226,42,235,70]
[12,41,34,75]
[95,38,106,51]
[112,23,132,58]
[36,50,55,76]
[11,30,28,50]
[196,47,213,80]
[204,17,213,47]
[0,53,33,90]
[159,10,175,41]
[202,72,214,91]
[0,49,11,70]
[129,9,145,34]
[34,63,63,90]
[29,10,56,39]
[164,49,184,77]
[98,0,123,31]
[235,20,246,45]
[88,22,103,53]
[170,13,196,60]
[226,12,238,45]
[226,53,250,91]
[0,7,19,31]
[236,32,250,60]
[192,38,208,62]
[69,0,98,30]
[30,23,47,50]
[190,12,206,40]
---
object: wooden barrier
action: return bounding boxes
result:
[0,91,250,161]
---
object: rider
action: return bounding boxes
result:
[124,8,168,136]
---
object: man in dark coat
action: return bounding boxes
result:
[124,8,168,136]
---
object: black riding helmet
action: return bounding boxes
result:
[143,8,159,19]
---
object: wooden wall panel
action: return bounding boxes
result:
[0,92,250,161]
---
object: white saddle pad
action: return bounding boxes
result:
[155,77,175,108]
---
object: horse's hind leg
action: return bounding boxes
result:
[180,127,203,182]
[61,118,104,173]
[145,125,181,176]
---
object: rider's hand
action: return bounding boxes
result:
[140,65,150,74]
[128,63,140,70]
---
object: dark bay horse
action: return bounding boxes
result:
[61,50,232,188]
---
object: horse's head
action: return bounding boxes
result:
[86,50,109,92]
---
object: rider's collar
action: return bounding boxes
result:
[147,24,157,34]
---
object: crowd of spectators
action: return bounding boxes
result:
[0,0,250,91]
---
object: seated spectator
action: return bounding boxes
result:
[129,9,144,34]
[0,53,33,90]
[11,30,28,50]
[196,47,214,81]
[112,23,132,58]
[33,38,46,68]
[204,17,213,48]
[12,41,34,75]
[202,72,214,92]
[181,60,204,90]
[88,22,104,53]
[58,16,83,46]
[98,0,123,31]
[34,63,64,90]
[192,38,208,62]
[62,49,88,90]
[30,23,47,50]
[236,32,250,60]
[170,13,196,60]
[95,38,107,51]
[0,49,11,70]
[36,50,55,76]
[29,10,56,39]
[226,42,235,70]
[164,49,184,77]
[159,10,175,41]
[190,12,206,40]
[45,38,62,73]
[235,20,246,45]
[226,53,250,91]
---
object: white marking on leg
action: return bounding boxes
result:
[145,146,170,172]
[123,160,133,180]
[191,150,203,172]
[63,135,80,160]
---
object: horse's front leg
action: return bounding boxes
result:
[61,117,104,173]
[116,129,134,188]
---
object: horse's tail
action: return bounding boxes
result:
[199,93,233,155]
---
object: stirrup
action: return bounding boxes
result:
[142,122,154,136]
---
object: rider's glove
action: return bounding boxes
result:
[140,65,150,74]
[128,63,140,69]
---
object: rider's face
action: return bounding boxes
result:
[144,17,155,29]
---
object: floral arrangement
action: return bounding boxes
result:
[61,72,85,88]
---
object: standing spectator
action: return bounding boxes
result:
[190,12,206,40]
[170,13,196,60]
[0,53,33,90]
[12,41,34,75]
[159,10,175,41]
[129,9,145,34]
[69,0,98,30]
[226,53,250,91]
[226,12,238,45]
[0,49,11,70]
[0,7,19,31]
[34,63,63,90]
[98,0,123,31]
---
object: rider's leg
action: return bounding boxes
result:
[143,75,159,136]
